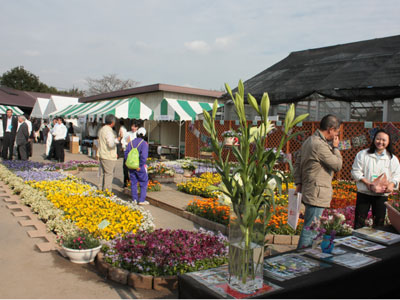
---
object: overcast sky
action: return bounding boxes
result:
[1,0,399,93]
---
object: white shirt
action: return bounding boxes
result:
[88,124,98,137]
[6,117,12,132]
[53,123,68,140]
[0,119,3,137]
[122,131,137,150]
[25,119,32,135]
[351,148,400,195]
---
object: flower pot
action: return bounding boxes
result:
[62,245,102,264]
[385,202,400,233]
[228,203,265,294]
[320,234,335,253]
[183,169,193,177]
[224,137,235,146]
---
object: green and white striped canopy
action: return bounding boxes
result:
[49,101,104,118]
[0,105,24,115]
[86,98,153,120]
[50,97,153,120]
[152,98,223,121]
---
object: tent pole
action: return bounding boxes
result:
[178,121,182,159]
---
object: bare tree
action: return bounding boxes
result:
[85,74,140,96]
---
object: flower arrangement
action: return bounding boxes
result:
[58,229,100,250]
[181,161,196,171]
[177,172,221,198]
[103,228,228,276]
[221,130,235,138]
[306,209,353,240]
[147,163,175,177]
[200,146,213,152]
[187,197,230,225]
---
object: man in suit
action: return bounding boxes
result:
[2,109,18,160]
[16,115,29,161]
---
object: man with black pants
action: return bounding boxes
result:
[53,117,67,162]
[2,109,18,160]
[16,115,29,160]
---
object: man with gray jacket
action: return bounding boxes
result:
[294,114,343,249]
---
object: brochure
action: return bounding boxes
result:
[188,266,282,298]
[330,252,381,269]
[287,189,302,230]
[353,227,400,245]
[263,253,331,281]
[334,236,386,252]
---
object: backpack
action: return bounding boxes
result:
[125,139,144,169]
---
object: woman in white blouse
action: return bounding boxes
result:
[351,129,400,229]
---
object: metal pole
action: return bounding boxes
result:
[178,120,182,159]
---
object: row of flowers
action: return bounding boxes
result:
[177,172,222,198]
[0,162,154,240]
[2,160,99,172]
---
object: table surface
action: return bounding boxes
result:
[178,227,400,299]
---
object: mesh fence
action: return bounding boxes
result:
[185,120,400,181]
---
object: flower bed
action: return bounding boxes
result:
[102,228,228,276]
[0,162,154,241]
[177,172,221,198]
[186,198,229,225]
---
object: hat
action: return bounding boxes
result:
[137,127,146,136]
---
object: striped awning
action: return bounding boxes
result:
[152,98,223,121]
[86,98,153,120]
[49,101,104,118]
[0,105,24,115]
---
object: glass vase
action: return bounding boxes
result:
[228,203,266,294]
[320,234,335,253]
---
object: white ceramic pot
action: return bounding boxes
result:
[224,137,235,146]
[183,169,193,177]
[62,245,102,264]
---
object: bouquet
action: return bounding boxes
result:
[307,210,353,240]
[57,230,100,250]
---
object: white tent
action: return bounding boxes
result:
[43,95,79,119]
[30,97,50,118]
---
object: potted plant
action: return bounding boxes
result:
[222,130,236,146]
[58,230,102,264]
[199,146,213,157]
[385,199,400,233]
[306,210,353,253]
[202,80,308,293]
[181,161,196,177]
[147,162,176,183]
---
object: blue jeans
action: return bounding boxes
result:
[297,204,325,249]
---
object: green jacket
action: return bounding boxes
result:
[293,129,342,208]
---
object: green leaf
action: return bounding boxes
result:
[212,99,218,120]
[284,104,295,134]
[290,113,309,127]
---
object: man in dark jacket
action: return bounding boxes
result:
[2,109,18,160]
[16,115,29,161]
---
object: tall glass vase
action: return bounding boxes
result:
[228,203,266,294]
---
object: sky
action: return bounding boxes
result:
[1,0,400,93]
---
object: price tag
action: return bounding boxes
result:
[364,121,373,129]
[219,120,224,125]
[98,219,110,230]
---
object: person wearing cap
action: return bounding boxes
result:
[121,120,141,187]
[125,127,149,205]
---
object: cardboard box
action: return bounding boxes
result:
[70,141,80,154]
[71,136,79,142]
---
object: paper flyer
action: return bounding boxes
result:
[287,189,302,230]
[334,236,386,252]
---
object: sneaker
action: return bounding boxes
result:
[138,201,150,206]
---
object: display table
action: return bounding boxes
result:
[178,227,400,298]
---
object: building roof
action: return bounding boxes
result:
[229,35,400,104]
[0,86,53,108]
[79,83,224,103]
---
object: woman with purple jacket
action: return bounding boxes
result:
[124,127,149,205]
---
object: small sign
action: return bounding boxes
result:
[254,116,261,122]
[296,121,303,127]
[219,120,225,125]
[252,120,258,125]
[276,120,282,126]
[159,115,173,121]
[364,121,373,129]
[98,219,110,230]
[235,120,239,125]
